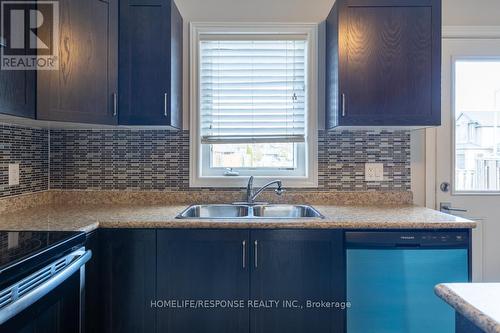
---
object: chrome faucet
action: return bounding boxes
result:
[245,176,285,204]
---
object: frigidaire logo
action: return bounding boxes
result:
[1,1,59,70]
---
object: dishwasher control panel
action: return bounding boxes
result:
[345,231,469,248]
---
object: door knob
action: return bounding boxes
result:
[440,182,450,193]
[440,202,467,213]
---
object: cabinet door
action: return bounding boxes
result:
[101,229,156,333]
[338,0,440,126]
[0,19,36,119]
[37,0,118,124]
[119,0,182,127]
[0,69,35,118]
[250,230,344,333]
[157,229,250,333]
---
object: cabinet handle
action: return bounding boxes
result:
[164,93,168,117]
[242,240,246,268]
[254,240,258,268]
[113,93,117,117]
[341,93,346,117]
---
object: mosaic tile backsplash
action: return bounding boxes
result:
[50,130,190,191]
[0,123,410,197]
[49,129,411,192]
[0,124,49,198]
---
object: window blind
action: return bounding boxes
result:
[199,39,307,144]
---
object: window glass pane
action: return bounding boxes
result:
[210,143,296,169]
[455,60,500,191]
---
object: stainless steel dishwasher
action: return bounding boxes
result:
[345,230,470,333]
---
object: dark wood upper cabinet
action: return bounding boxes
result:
[37,0,118,125]
[0,69,36,119]
[0,0,36,120]
[326,0,441,127]
[118,0,182,127]
[1,0,184,126]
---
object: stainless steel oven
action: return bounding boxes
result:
[0,246,91,333]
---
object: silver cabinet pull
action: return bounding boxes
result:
[164,93,168,117]
[242,240,246,268]
[254,240,258,268]
[341,93,346,117]
[113,93,117,117]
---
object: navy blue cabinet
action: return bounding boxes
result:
[0,67,36,119]
[157,230,250,333]
[118,0,182,127]
[1,0,183,126]
[94,229,344,333]
[100,229,156,333]
[250,230,344,333]
[326,0,441,127]
[37,0,118,125]
[0,0,36,119]
[156,229,344,333]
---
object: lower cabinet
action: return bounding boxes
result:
[93,229,344,333]
[250,230,344,333]
[157,230,250,333]
[100,229,157,333]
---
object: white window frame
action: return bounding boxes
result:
[189,23,318,188]
[451,56,500,195]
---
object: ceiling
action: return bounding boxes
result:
[175,0,336,22]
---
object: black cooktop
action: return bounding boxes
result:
[0,231,85,288]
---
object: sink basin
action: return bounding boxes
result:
[177,205,249,219]
[252,205,323,218]
[176,204,323,219]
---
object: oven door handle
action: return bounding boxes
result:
[0,249,92,325]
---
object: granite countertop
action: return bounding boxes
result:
[435,283,500,333]
[0,204,476,233]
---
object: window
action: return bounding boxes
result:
[454,59,500,192]
[190,24,318,187]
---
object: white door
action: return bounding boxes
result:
[433,38,500,282]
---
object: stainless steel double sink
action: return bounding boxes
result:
[176,204,324,219]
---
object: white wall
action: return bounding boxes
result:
[443,0,500,26]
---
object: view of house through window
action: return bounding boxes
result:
[454,59,500,191]
[199,38,308,176]
[211,143,296,169]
